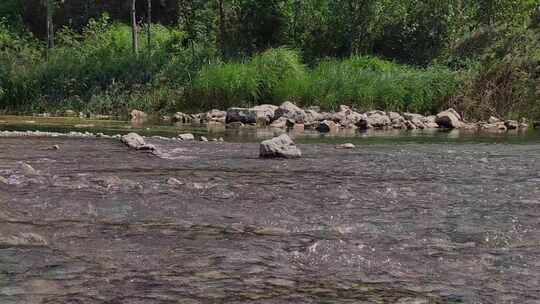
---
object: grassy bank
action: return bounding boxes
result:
[1,17,538,120]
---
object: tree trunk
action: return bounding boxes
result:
[217,0,226,57]
[46,0,54,49]
[147,0,152,50]
[131,0,139,54]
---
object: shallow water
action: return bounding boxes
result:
[1,118,540,303]
[1,115,540,144]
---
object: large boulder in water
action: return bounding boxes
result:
[121,133,155,150]
[260,134,302,159]
[226,108,257,124]
[435,108,463,129]
[274,101,307,123]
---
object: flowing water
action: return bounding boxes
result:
[1,116,540,303]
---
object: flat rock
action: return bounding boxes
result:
[260,134,302,159]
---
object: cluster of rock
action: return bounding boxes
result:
[162,102,529,133]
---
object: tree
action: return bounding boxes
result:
[131,0,138,54]
[147,0,152,50]
[45,0,54,49]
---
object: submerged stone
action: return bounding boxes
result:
[18,162,38,176]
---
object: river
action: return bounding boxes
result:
[1,116,539,303]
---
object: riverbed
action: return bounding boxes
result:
[1,118,540,303]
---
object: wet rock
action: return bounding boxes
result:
[332,105,366,128]
[252,104,278,125]
[403,113,426,129]
[226,107,257,124]
[130,109,147,122]
[388,111,403,122]
[435,108,463,129]
[404,120,417,130]
[179,133,195,141]
[274,101,307,123]
[423,116,439,128]
[0,232,48,248]
[291,123,305,132]
[316,120,339,133]
[167,177,184,186]
[206,109,227,123]
[0,176,7,185]
[254,227,289,235]
[187,182,218,190]
[336,143,355,149]
[505,120,519,130]
[270,116,288,128]
[200,136,209,142]
[488,116,501,124]
[40,144,60,151]
[121,133,155,150]
[305,109,323,123]
[18,162,38,176]
[260,134,302,159]
[173,112,194,124]
[227,121,245,129]
[482,122,507,131]
[362,112,391,129]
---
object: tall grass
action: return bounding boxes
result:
[192,53,460,114]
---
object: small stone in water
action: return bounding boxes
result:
[18,162,37,176]
[200,136,208,142]
[167,177,184,186]
[218,137,224,142]
[179,133,195,141]
[336,143,355,149]
[0,176,7,184]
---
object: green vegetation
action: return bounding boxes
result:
[0,0,539,119]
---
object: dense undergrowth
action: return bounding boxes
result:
[1,13,539,120]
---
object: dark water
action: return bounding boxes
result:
[1,118,540,303]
